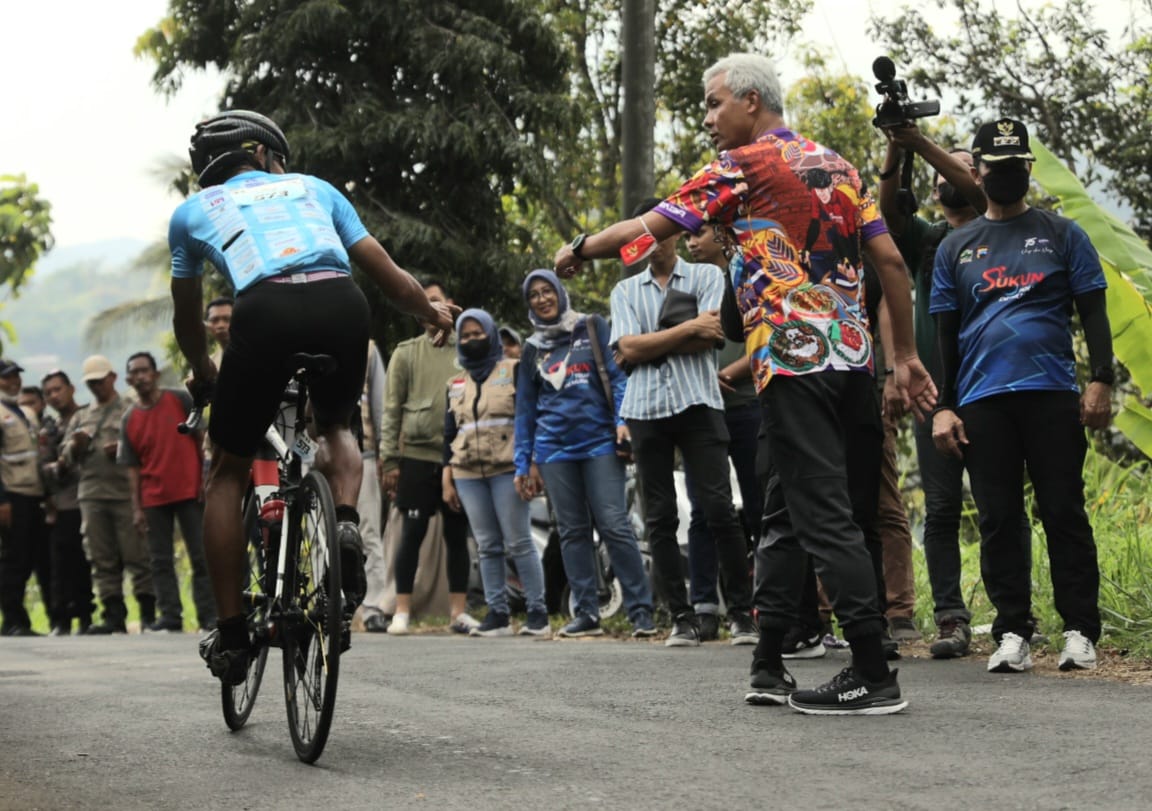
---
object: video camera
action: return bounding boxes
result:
[871,56,940,128]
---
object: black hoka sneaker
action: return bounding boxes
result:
[787,667,907,716]
[745,660,798,706]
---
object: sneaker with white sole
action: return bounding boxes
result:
[451,612,481,635]
[519,610,551,637]
[745,661,798,706]
[664,615,701,647]
[728,612,758,646]
[558,613,603,638]
[781,625,826,659]
[1058,630,1098,671]
[988,632,1032,673]
[470,611,512,637]
[787,666,907,716]
[631,609,658,638]
[386,613,410,636]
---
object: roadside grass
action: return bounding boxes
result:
[910,450,1152,659]
[25,543,202,633]
[20,450,1152,660]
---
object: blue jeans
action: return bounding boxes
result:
[455,473,546,615]
[539,453,652,622]
[685,401,762,613]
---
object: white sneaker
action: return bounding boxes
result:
[1059,630,1098,671]
[386,613,410,636]
[988,632,1032,672]
[451,612,481,635]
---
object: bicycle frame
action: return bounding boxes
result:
[250,379,322,623]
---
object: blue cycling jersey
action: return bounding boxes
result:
[169,170,371,293]
[930,207,1106,407]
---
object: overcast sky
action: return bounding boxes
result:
[0,0,1138,251]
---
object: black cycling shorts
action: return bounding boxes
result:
[210,276,371,457]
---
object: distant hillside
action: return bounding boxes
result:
[36,239,149,276]
[4,240,170,383]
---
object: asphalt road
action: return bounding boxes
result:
[1,632,1149,810]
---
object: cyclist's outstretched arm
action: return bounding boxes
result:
[173,276,215,383]
[348,237,456,332]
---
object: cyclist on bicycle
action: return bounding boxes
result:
[169,110,457,684]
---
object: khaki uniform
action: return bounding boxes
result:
[445,358,517,479]
[0,399,51,632]
[62,393,152,602]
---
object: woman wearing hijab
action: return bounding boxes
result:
[442,309,549,637]
[514,270,656,639]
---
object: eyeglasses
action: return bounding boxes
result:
[527,289,556,302]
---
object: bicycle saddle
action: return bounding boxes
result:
[286,353,338,379]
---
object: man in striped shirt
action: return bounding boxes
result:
[609,197,756,648]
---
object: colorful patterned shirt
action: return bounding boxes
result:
[655,128,888,391]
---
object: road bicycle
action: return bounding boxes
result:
[183,353,344,763]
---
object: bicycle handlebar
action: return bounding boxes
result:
[177,382,214,435]
[177,405,206,435]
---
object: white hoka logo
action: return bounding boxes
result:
[839,686,869,702]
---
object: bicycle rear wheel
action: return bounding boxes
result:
[281,470,341,763]
[222,491,270,731]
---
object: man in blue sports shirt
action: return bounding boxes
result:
[169,111,456,684]
[931,118,1113,675]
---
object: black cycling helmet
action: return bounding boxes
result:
[189,110,290,187]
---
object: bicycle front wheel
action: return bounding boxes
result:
[281,470,342,763]
[222,490,270,731]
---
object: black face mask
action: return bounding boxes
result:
[982,164,1031,205]
[936,181,970,210]
[459,338,491,361]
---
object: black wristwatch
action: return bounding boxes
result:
[570,233,589,260]
[1090,366,1115,386]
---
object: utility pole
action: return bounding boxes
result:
[620,0,655,277]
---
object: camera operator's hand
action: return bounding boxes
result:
[883,121,929,151]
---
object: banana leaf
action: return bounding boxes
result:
[1032,140,1152,458]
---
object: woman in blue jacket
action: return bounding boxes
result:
[513,270,656,638]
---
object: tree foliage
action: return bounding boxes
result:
[870,0,1152,240]
[541,0,805,304]
[137,0,572,345]
[786,50,967,215]
[0,174,53,295]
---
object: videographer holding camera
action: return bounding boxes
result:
[873,63,989,661]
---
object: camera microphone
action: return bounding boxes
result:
[872,56,896,82]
